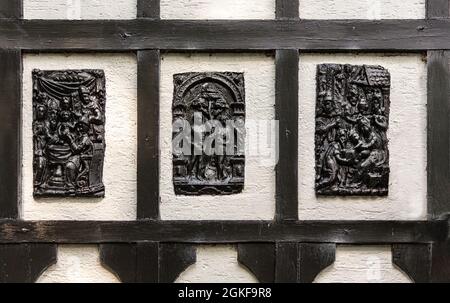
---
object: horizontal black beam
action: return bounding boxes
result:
[0,220,446,244]
[2,19,450,51]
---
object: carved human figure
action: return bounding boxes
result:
[63,117,93,190]
[33,104,49,186]
[78,86,104,141]
[315,64,390,195]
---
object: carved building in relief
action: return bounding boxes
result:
[315,64,390,196]
[32,69,106,197]
[172,72,245,195]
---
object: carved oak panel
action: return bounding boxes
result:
[32,69,106,197]
[315,64,390,196]
[172,72,245,195]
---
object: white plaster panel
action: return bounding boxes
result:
[176,245,258,283]
[161,0,275,19]
[298,53,427,221]
[160,53,276,220]
[37,245,119,283]
[299,0,425,19]
[24,0,137,19]
[315,246,412,283]
[22,54,137,220]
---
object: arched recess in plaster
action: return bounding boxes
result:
[313,246,413,283]
[37,245,120,283]
[175,245,259,283]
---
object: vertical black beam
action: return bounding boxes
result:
[427,0,450,18]
[426,0,450,284]
[275,0,299,221]
[0,0,22,19]
[427,0,450,219]
[137,2,161,220]
[137,50,161,220]
[0,50,21,219]
[137,0,160,19]
[276,0,299,19]
[275,242,299,282]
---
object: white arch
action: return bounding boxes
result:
[176,245,258,283]
[37,245,120,283]
[314,246,413,283]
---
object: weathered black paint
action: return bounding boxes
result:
[0,0,449,284]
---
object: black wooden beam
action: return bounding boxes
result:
[0,244,56,283]
[392,244,432,283]
[0,50,21,219]
[4,19,450,51]
[427,0,450,18]
[0,0,22,19]
[298,243,336,283]
[427,0,450,220]
[0,220,445,244]
[137,0,160,18]
[275,242,299,282]
[275,0,299,221]
[137,50,160,219]
[276,0,299,19]
[136,0,160,220]
[237,244,276,283]
[100,242,195,282]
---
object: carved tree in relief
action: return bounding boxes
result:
[32,69,106,197]
[172,72,245,195]
[315,64,390,196]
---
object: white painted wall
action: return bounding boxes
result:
[37,245,120,283]
[315,246,412,283]
[23,0,426,283]
[299,0,425,19]
[160,53,276,220]
[176,245,258,283]
[24,0,137,19]
[298,53,428,221]
[22,53,138,221]
[161,0,275,19]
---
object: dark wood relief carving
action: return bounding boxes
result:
[172,72,245,195]
[32,69,106,197]
[315,64,391,196]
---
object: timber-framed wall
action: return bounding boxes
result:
[0,0,449,283]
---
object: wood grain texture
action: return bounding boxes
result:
[0,244,56,283]
[2,19,450,51]
[100,243,159,283]
[159,243,196,283]
[427,0,450,18]
[298,243,336,283]
[0,50,21,219]
[137,50,160,219]
[430,241,450,282]
[276,0,299,19]
[100,244,137,283]
[392,244,431,283]
[100,243,195,283]
[0,220,445,244]
[427,44,450,215]
[138,0,160,18]
[275,49,299,221]
[0,0,22,19]
[275,242,299,282]
[136,242,159,282]
[237,243,276,283]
